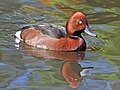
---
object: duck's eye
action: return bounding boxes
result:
[79,20,83,25]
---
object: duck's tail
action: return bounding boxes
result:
[14,26,32,43]
[15,31,22,43]
[15,31,22,40]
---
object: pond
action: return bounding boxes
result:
[0,0,120,90]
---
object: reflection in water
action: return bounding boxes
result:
[61,61,93,88]
[14,43,94,89]
[21,43,85,61]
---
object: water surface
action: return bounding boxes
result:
[0,0,120,90]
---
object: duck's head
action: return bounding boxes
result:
[66,12,97,37]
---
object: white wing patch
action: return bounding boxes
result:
[37,45,48,49]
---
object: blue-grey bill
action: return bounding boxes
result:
[84,25,97,37]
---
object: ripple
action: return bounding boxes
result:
[93,7,104,12]
[91,25,111,30]
[0,63,7,66]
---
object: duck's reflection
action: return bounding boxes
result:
[21,43,85,61]
[61,61,93,88]
[20,43,93,89]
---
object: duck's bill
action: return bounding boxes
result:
[84,22,97,37]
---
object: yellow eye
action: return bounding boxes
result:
[79,20,83,25]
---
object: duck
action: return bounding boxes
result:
[15,12,97,51]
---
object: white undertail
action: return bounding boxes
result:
[15,31,22,44]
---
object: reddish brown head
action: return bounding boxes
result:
[66,12,97,37]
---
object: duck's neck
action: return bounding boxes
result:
[70,30,86,51]
[68,30,84,39]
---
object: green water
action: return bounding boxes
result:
[0,0,120,90]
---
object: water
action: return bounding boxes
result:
[0,0,120,90]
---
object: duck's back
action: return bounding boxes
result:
[22,23,67,38]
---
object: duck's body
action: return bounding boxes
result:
[20,24,85,51]
[15,12,97,51]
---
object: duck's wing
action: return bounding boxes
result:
[22,23,67,38]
